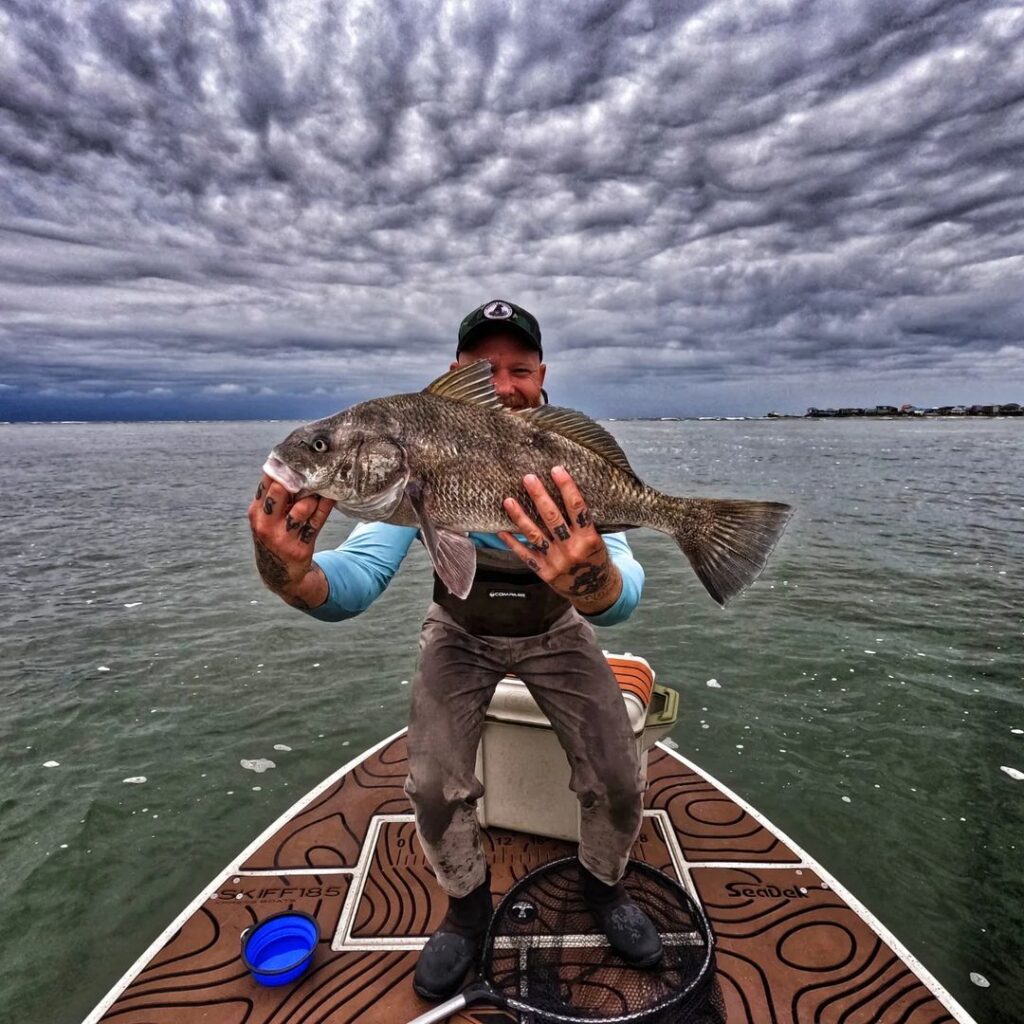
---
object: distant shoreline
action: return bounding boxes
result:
[800,403,1021,419]
[610,409,1023,421]
[2,409,1022,426]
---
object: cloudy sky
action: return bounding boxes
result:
[1,0,1022,420]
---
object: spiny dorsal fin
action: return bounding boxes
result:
[423,359,503,410]
[519,405,640,480]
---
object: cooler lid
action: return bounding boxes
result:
[484,653,655,735]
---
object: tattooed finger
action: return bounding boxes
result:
[576,508,591,527]
[299,524,316,544]
[554,523,570,542]
[262,496,275,515]
[285,513,303,532]
[256,481,264,499]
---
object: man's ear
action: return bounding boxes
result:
[450,361,460,371]
[538,363,546,386]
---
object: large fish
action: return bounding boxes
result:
[262,360,792,606]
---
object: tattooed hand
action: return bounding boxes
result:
[497,466,623,616]
[247,474,335,612]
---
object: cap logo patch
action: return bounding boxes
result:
[483,300,513,320]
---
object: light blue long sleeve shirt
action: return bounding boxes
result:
[309,523,644,627]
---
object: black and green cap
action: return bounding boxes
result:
[457,299,542,358]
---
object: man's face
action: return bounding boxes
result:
[453,332,546,410]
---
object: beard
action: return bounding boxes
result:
[498,394,531,410]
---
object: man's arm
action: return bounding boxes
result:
[308,522,419,621]
[581,532,643,626]
[497,465,643,622]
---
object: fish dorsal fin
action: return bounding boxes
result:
[423,359,503,411]
[519,405,640,480]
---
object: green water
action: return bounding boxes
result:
[1,419,1020,1023]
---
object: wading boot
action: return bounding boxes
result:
[413,870,493,1001]
[580,862,663,968]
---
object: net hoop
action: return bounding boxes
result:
[481,856,717,1024]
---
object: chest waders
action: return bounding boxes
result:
[432,546,572,637]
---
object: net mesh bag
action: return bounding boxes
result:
[481,858,725,1024]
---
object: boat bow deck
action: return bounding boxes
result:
[87,727,973,1024]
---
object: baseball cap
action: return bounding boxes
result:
[457,299,542,358]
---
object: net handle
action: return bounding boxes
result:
[404,981,500,1023]
[404,992,467,1024]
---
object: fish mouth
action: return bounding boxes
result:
[262,454,307,495]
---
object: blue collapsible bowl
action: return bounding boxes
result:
[240,911,319,986]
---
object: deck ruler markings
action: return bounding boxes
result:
[493,932,703,950]
[332,813,415,951]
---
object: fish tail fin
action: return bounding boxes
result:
[657,496,793,606]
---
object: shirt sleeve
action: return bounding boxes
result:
[307,522,419,622]
[581,532,645,627]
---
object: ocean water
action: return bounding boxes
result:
[1,418,1021,1024]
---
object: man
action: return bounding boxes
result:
[248,300,662,1001]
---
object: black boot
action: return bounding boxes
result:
[580,863,663,968]
[413,870,493,1001]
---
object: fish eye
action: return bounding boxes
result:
[310,435,330,454]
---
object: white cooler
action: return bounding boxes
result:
[474,652,679,842]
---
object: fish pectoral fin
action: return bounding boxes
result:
[405,481,477,599]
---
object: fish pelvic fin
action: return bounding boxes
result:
[405,479,477,599]
[423,526,477,600]
[661,497,793,606]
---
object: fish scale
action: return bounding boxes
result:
[382,393,650,533]
[264,360,792,606]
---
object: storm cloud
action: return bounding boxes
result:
[1,0,1022,418]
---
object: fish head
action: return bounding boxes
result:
[263,409,409,517]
